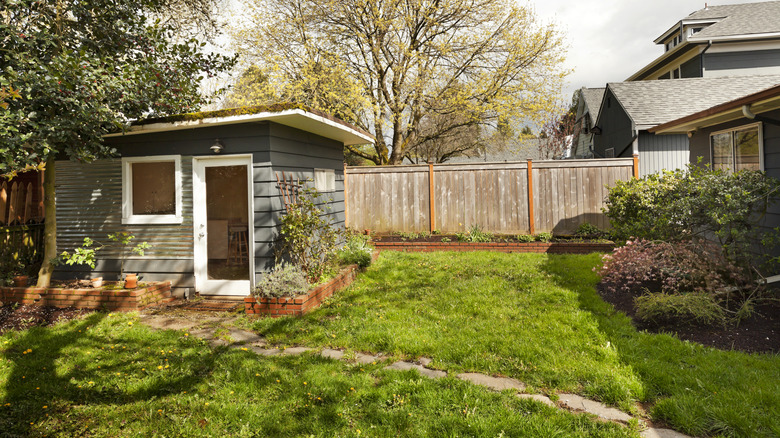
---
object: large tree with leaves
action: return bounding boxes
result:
[0,0,234,286]
[232,0,567,165]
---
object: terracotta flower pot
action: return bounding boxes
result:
[12,275,28,288]
[124,273,138,289]
[91,277,103,288]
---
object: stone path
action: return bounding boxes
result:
[139,315,690,438]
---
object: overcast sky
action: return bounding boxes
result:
[529,0,762,100]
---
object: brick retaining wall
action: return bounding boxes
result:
[0,281,173,311]
[372,241,614,254]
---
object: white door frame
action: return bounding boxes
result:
[192,155,255,295]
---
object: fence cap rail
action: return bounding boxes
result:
[345,158,634,173]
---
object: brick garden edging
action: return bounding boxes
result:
[0,281,173,311]
[244,264,361,317]
[372,241,614,254]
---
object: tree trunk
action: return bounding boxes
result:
[36,157,56,287]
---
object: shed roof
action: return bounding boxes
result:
[605,74,780,130]
[105,104,375,146]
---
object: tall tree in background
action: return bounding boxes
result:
[0,0,234,286]
[537,102,577,159]
[232,0,568,165]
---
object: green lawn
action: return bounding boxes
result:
[245,252,780,438]
[0,313,634,437]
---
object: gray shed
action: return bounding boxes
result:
[54,105,373,298]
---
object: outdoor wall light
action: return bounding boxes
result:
[210,138,224,154]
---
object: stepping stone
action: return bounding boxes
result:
[280,347,312,356]
[226,329,264,345]
[456,373,526,392]
[208,339,229,347]
[140,316,199,331]
[188,328,215,339]
[354,353,382,364]
[516,393,555,407]
[557,393,632,423]
[249,346,281,356]
[320,348,345,360]
[640,428,691,438]
[385,361,446,379]
[418,357,433,366]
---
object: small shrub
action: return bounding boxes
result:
[574,223,609,239]
[253,263,309,298]
[456,224,493,242]
[516,234,534,243]
[338,235,374,268]
[277,185,342,283]
[634,292,728,327]
[398,231,420,241]
[440,237,451,243]
[536,232,552,242]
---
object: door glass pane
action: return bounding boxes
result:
[735,127,760,171]
[711,132,733,171]
[206,165,249,280]
[132,162,175,215]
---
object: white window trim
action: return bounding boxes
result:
[122,155,183,224]
[709,122,764,171]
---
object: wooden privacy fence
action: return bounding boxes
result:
[345,157,638,235]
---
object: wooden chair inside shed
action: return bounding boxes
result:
[227,218,249,266]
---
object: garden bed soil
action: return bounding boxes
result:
[598,281,780,353]
[0,304,94,334]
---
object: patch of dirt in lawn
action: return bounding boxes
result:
[0,304,94,334]
[598,282,780,354]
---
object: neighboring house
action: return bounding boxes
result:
[592,74,780,176]
[628,1,780,81]
[572,87,605,159]
[54,105,373,298]
[649,83,780,231]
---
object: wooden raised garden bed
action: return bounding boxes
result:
[0,281,173,312]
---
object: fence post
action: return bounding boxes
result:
[343,166,349,228]
[428,162,436,232]
[633,154,639,179]
[527,159,535,235]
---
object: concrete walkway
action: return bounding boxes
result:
[139,314,689,438]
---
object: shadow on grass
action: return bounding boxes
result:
[0,312,223,436]
[539,253,780,438]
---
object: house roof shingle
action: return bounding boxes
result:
[606,74,780,129]
[579,87,605,128]
[686,1,780,40]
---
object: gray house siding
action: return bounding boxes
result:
[593,89,635,158]
[689,109,780,233]
[637,132,689,176]
[680,57,702,78]
[55,120,348,291]
[704,49,780,77]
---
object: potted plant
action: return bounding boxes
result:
[60,232,150,288]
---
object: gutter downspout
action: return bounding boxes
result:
[700,40,712,76]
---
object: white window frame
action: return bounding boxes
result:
[314,168,336,192]
[122,155,183,224]
[709,122,764,172]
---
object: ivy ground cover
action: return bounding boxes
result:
[246,252,780,437]
[0,313,633,437]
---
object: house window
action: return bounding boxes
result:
[710,124,762,172]
[122,156,183,224]
[314,168,335,192]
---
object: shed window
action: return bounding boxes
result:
[710,124,762,172]
[122,156,183,224]
[314,168,335,193]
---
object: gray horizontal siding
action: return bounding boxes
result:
[56,158,194,260]
[638,132,689,176]
[704,49,780,73]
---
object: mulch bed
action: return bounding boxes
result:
[0,304,94,334]
[598,281,780,354]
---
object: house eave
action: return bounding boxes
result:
[104,109,375,146]
[626,42,700,81]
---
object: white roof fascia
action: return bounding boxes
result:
[103,109,375,145]
[689,31,780,43]
[654,19,722,44]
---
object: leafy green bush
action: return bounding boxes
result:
[338,235,374,268]
[536,232,552,242]
[635,292,728,327]
[604,165,780,270]
[253,263,309,298]
[516,234,534,243]
[574,223,610,239]
[278,186,342,283]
